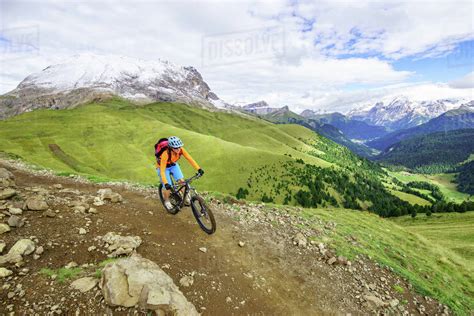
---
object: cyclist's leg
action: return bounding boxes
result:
[170,164,190,204]
[170,163,184,183]
[157,167,173,200]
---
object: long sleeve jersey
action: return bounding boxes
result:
[157,147,200,185]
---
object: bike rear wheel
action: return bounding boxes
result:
[158,183,181,215]
[191,195,216,234]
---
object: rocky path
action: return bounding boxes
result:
[0,160,449,315]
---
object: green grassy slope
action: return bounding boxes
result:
[392,212,474,262]
[0,99,332,194]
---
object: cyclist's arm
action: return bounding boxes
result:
[181,148,200,170]
[160,150,169,184]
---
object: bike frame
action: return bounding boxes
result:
[169,173,201,209]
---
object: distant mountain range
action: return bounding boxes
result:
[300,110,388,141]
[367,103,474,151]
[240,101,377,157]
[347,96,467,131]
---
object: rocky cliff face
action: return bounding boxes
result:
[0,53,226,119]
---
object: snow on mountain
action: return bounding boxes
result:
[240,101,288,115]
[347,95,470,130]
[1,53,227,119]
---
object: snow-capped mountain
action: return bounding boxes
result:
[0,53,228,119]
[241,101,287,115]
[347,96,469,131]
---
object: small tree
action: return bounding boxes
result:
[411,209,417,218]
[426,210,432,217]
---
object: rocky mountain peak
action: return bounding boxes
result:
[1,53,226,119]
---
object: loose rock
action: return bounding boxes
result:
[0,188,16,200]
[8,215,24,228]
[8,239,35,257]
[0,267,13,277]
[179,275,194,287]
[8,207,23,215]
[0,168,15,187]
[294,232,307,248]
[97,189,122,203]
[70,277,98,293]
[0,224,10,234]
[43,209,56,218]
[25,196,49,211]
[101,232,142,257]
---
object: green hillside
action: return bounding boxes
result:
[0,98,465,217]
[376,129,474,173]
[456,161,474,195]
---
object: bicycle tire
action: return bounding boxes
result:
[191,195,216,234]
[158,183,181,215]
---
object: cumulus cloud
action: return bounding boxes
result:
[449,72,474,89]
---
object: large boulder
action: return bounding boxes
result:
[101,232,142,257]
[0,168,15,188]
[97,188,122,203]
[25,196,49,211]
[100,254,198,315]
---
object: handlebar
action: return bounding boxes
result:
[171,172,202,190]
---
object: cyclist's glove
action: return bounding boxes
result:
[198,168,204,176]
[164,183,172,190]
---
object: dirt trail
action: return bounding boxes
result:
[0,161,447,315]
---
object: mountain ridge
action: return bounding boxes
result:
[0,53,228,119]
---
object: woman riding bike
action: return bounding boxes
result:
[156,136,204,210]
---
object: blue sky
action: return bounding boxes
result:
[393,40,474,84]
[1,0,473,112]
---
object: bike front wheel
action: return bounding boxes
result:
[191,195,216,234]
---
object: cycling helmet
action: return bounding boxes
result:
[168,136,184,148]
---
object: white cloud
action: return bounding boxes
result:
[449,72,474,89]
[0,0,473,112]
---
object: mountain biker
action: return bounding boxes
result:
[156,136,204,210]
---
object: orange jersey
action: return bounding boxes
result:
[157,148,200,184]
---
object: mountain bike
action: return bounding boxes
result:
[158,173,216,234]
